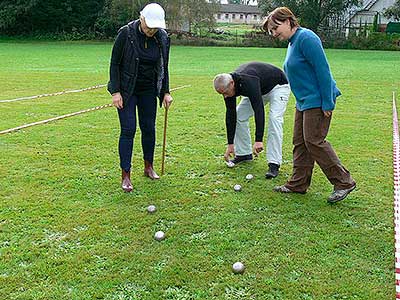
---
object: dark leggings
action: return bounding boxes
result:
[117,93,157,172]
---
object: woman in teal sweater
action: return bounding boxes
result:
[263,7,356,203]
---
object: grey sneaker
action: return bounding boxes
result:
[327,184,356,203]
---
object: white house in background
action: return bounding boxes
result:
[215,4,262,24]
[346,0,396,30]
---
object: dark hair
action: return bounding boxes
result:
[262,7,299,33]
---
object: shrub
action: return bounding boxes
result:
[324,32,400,50]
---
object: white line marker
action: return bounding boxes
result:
[0,84,107,103]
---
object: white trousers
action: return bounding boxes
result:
[234,84,290,165]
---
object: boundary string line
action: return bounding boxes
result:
[393,91,400,299]
[0,84,107,103]
[0,85,190,135]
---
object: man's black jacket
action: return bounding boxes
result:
[224,62,288,144]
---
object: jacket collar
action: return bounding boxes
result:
[128,19,165,42]
[128,19,140,32]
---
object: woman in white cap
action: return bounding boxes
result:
[107,3,173,192]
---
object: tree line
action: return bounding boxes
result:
[385,0,400,21]
[0,0,219,38]
[1,0,399,38]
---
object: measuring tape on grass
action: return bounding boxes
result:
[393,91,400,298]
[0,84,107,103]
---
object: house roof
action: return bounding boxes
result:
[364,0,378,10]
[347,0,395,23]
[218,4,261,14]
[355,0,394,12]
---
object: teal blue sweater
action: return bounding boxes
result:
[284,27,341,111]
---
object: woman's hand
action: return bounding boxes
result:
[112,92,123,109]
[323,110,332,117]
[163,93,173,109]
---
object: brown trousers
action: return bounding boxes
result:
[285,108,355,193]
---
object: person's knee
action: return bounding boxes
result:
[293,138,304,147]
[140,120,155,134]
[120,127,135,138]
[237,117,249,124]
[236,106,252,123]
[236,110,250,123]
[269,113,284,125]
[236,109,253,123]
[304,138,323,152]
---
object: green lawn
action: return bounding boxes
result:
[0,42,399,299]
[215,23,257,35]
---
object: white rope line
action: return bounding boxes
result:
[0,84,107,103]
[0,104,113,135]
[393,91,400,299]
[0,85,191,135]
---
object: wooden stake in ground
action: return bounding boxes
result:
[161,106,169,175]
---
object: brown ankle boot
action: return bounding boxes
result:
[121,169,133,192]
[144,160,160,180]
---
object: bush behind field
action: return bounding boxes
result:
[1,27,399,50]
[171,31,400,51]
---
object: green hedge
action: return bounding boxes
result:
[170,31,400,51]
[170,32,288,48]
[324,32,400,50]
[2,29,399,51]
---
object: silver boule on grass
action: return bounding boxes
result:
[245,174,253,180]
[154,231,165,241]
[233,184,242,192]
[232,261,245,274]
[147,205,157,213]
[226,160,235,168]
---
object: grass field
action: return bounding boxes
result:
[214,23,256,35]
[0,41,399,299]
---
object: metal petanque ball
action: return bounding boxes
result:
[234,184,242,192]
[232,262,245,274]
[226,161,235,168]
[245,174,254,180]
[147,205,157,213]
[154,231,165,241]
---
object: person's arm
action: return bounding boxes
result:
[224,97,237,160]
[224,97,237,145]
[300,35,336,112]
[241,75,265,142]
[107,26,128,96]
[160,31,171,108]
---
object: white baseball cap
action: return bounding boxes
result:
[140,3,166,29]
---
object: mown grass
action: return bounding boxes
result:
[214,23,256,35]
[0,41,399,299]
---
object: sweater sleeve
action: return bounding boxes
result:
[107,27,128,95]
[299,35,336,111]
[224,97,237,144]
